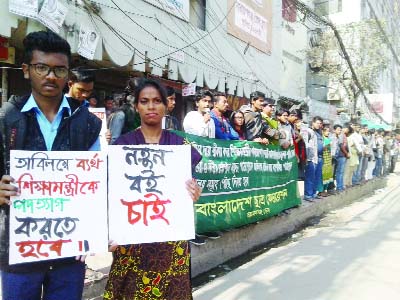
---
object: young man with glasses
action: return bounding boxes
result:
[0,31,101,300]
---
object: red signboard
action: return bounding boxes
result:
[0,37,8,60]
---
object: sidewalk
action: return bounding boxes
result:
[82,176,387,299]
[193,171,400,300]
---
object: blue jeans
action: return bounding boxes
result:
[304,158,323,198]
[373,157,383,177]
[352,156,362,184]
[335,157,347,191]
[1,262,85,300]
[315,157,323,195]
[351,156,362,185]
[304,161,316,198]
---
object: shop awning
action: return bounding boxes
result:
[361,118,392,130]
[2,0,282,98]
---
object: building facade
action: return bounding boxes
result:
[0,0,312,118]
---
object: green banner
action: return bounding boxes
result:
[174,132,301,233]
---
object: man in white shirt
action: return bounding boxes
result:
[183,90,219,245]
[351,123,364,184]
[183,90,215,138]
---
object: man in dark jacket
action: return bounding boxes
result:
[0,31,101,300]
[239,91,269,144]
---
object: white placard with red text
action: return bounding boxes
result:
[108,145,195,245]
[182,83,196,97]
[9,150,108,264]
[89,107,108,150]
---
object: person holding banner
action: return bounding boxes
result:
[239,91,270,144]
[104,79,202,300]
[210,92,239,140]
[0,31,101,300]
[183,89,215,138]
[261,98,279,145]
[229,110,246,140]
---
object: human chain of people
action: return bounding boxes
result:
[0,29,398,300]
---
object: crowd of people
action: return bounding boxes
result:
[104,85,400,202]
[102,83,400,244]
[300,118,400,201]
[0,31,202,300]
[0,30,399,300]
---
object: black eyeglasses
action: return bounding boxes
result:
[28,63,69,78]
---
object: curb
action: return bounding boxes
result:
[190,177,387,277]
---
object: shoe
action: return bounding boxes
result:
[189,235,206,246]
[327,190,336,195]
[279,209,291,215]
[85,267,104,282]
[319,192,329,197]
[303,197,314,202]
[314,195,323,199]
[198,232,221,239]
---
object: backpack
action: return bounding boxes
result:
[107,103,141,135]
[120,104,140,134]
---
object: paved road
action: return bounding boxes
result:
[193,172,400,300]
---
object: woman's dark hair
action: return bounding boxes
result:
[23,31,71,64]
[166,86,175,97]
[275,108,289,117]
[133,78,167,106]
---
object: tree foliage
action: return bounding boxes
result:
[308,19,390,102]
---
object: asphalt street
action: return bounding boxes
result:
[193,171,400,300]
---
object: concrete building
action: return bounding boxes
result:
[280,0,310,106]
[0,0,311,119]
[306,0,400,127]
